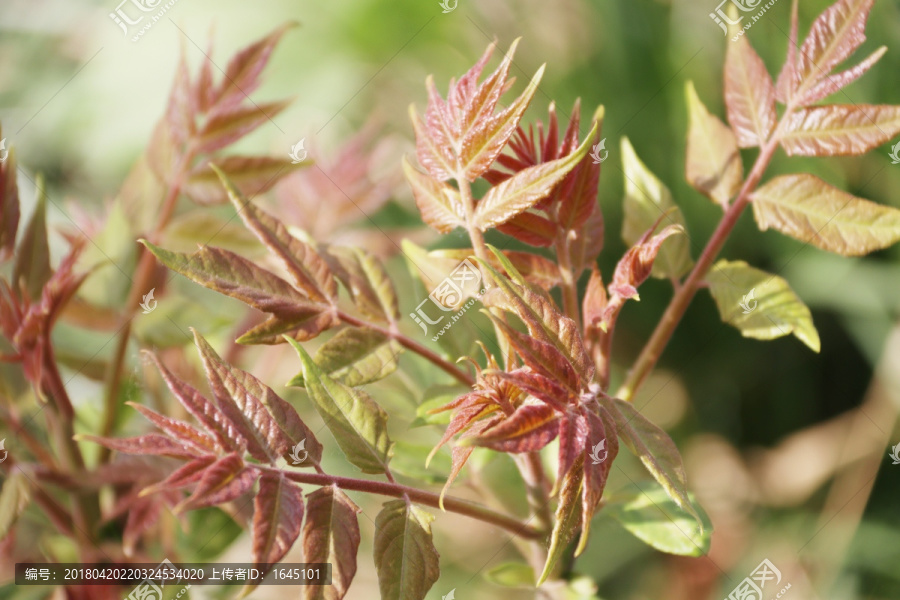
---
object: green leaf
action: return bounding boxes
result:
[184,156,301,205]
[475,122,597,231]
[402,156,464,233]
[684,81,742,207]
[13,175,51,299]
[302,486,361,600]
[484,563,535,588]
[287,337,393,474]
[538,456,583,585]
[0,471,31,539]
[323,246,399,323]
[605,480,712,557]
[288,327,402,388]
[603,397,699,523]
[706,259,820,352]
[751,173,900,257]
[620,138,692,279]
[373,500,440,600]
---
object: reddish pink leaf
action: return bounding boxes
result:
[140,455,218,497]
[775,0,800,104]
[184,156,300,205]
[252,472,304,570]
[780,104,900,156]
[464,402,560,453]
[196,99,291,154]
[302,486,361,600]
[214,23,296,111]
[127,402,219,455]
[402,157,465,233]
[795,46,886,106]
[166,52,196,147]
[490,318,580,392]
[411,93,456,181]
[123,495,165,558]
[557,410,589,483]
[496,211,557,247]
[725,35,776,148]
[609,224,685,300]
[177,452,255,512]
[578,407,619,554]
[77,434,198,459]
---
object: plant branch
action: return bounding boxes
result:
[555,230,582,330]
[616,121,788,402]
[265,466,545,540]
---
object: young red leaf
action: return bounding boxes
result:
[166,51,196,147]
[146,352,248,454]
[213,23,296,111]
[496,211,558,247]
[217,168,338,303]
[490,317,580,392]
[780,104,900,156]
[302,486,361,600]
[558,106,604,233]
[176,452,255,512]
[494,369,572,413]
[402,156,465,233]
[194,330,297,464]
[140,455,218,497]
[685,81,742,207]
[184,156,301,205]
[577,407,618,556]
[432,247,561,291]
[794,0,874,100]
[196,100,292,154]
[251,472,304,573]
[775,0,800,104]
[76,433,199,459]
[474,122,597,230]
[127,402,220,455]
[373,500,440,600]
[557,409,589,483]
[609,224,685,301]
[795,46,886,107]
[538,455,583,585]
[410,99,456,182]
[462,402,560,453]
[725,35,776,148]
[751,173,900,256]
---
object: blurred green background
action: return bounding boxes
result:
[2,0,900,598]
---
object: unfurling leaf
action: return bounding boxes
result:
[475,122,597,230]
[462,402,559,452]
[184,156,300,205]
[176,452,255,512]
[288,327,402,388]
[287,338,393,474]
[402,157,464,233]
[684,81,742,207]
[603,397,699,522]
[724,35,776,148]
[620,138,693,279]
[373,500,440,600]
[302,486,361,600]
[610,224,685,302]
[250,472,304,575]
[605,480,712,557]
[751,173,900,256]
[780,104,900,157]
[706,259,820,351]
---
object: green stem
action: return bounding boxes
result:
[263,466,545,540]
[555,230,582,331]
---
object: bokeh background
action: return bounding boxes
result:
[1,0,899,598]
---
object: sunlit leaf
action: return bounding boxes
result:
[577,407,618,556]
[288,327,402,388]
[475,123,597,230]
[302,486,361,600]
[795,46,886,106]
[603,397,699,522]
[620,138,692,279]
[402,157,465,233]
[373,500,440,600]
[724,35,776,148]
[684,81,742,207]
[706,259,820,351]
[462,402,560,453]
[752,173,900,256]
[287,338,392,474]
[605,480,712,557]
[780,104,900,156]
